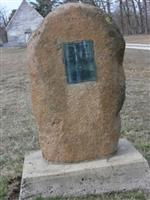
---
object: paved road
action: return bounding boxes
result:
[126,43,150,50]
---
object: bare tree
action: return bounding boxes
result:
[81,0,96,6]
[64,0,150,35]
[135,0,145,33]
[143,0,149,33]
[30,0,62,17]
[31,0,150,35]
[106,0,111,15]
[63,0,79,2]
[113,0,150,35]
[101,0,107,11]
[97,0,107,12]
[8,9,17,22]
[122,0,132,34]
[131,0,140,34]
[118,0,124,34]
[0,7,8,27]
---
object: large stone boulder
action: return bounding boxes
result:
[28,3,125,163]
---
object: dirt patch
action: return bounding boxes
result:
[7,176,21,200]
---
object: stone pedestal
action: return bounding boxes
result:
[19,139,150,200]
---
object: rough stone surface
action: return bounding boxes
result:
[28,3,125,162]
[19,139,150,200]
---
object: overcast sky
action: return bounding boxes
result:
[0,0,35,15]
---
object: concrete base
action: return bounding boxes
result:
[19,139,150,200]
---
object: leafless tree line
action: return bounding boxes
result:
[0,8,8,27]
[116,0,150,34]
[0,0,150,35]
[64,0,150,35]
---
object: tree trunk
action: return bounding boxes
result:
[136,0,145,33]
[119,0,124,34]
[106,0,111,16]
[124,0,132,34]
[131,0,140,34]
[143,0,149,34]
[100,0,107,12]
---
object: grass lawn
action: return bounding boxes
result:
[0,48,150,200]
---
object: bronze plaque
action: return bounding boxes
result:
[63,40,96,84]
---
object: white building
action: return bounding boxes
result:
[6,0,43,46]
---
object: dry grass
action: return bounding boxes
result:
[0,48,38,200]
[0,47,150,200]
[34,191,146,200]
[121,49,150,163]
[125,34,150,44]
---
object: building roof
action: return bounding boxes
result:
[6,0,43,31]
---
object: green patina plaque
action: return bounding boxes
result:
[63,40,96,84]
